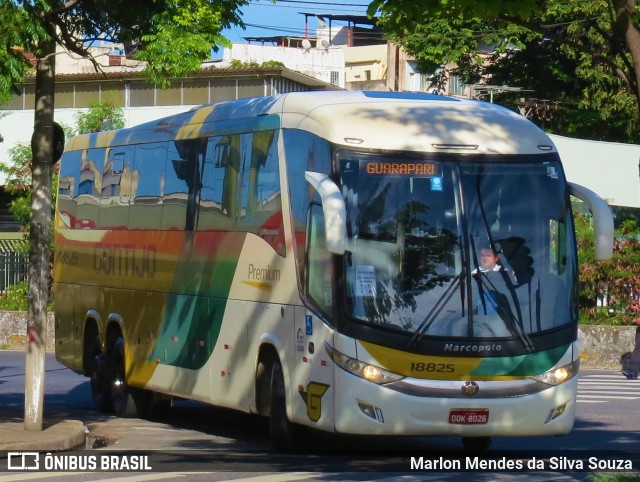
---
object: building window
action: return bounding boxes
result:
[449,74,466,96]
[55,84,75,108]
[237,79,265,99]
[210,79,237,103]
[156,81,182,106]
[75,82,102,107]
[183,80,210,105]
[130,82,155,107]
[330,71,340,86]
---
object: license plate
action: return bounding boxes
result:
[449,409,489,425]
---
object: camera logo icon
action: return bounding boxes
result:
[7,452,40,471]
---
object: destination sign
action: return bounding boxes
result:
[365,162,437,176]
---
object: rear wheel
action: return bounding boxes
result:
[109,337,149,418]
[89,336,111,413]
[269,359,300,451]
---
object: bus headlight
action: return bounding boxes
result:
[532,359,580,386]
[327,345,404,384]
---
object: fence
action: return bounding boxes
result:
[0,250,28,292]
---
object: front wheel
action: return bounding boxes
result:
[269,359,300,451]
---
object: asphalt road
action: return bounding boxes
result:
[1,351,639,481]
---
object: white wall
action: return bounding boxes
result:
[221,43,345,88]
[342,44,387,83]
[550,134,640,208]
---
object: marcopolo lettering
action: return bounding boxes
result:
[444,343,502,353]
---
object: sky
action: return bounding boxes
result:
[221,0,374,44]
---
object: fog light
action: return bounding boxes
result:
[358,401,376,419]
[545,402,568,423]
[357,400,384,423]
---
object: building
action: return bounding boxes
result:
[0,64,338,175]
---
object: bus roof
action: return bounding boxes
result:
[65,91,556,156]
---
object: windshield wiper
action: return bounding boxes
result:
[478,273,534,353]
[408,273,464,346]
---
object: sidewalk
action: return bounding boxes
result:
[0,420,86,451]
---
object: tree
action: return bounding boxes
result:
[370,0,640,142]
[0,0,247,432]
[74,100,125,134]
[575,210,640,325]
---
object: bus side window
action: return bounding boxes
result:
[163,142,192,230]
[99,146,133,229]
[307,203,332,316]
[239,130,284,255]
[198,136,235,231]
[57,150,83,229]
[130,143,166,230]
[76,148,105,229]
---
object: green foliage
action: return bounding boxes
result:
[260,60,286,68]
[75,101,124,134]
[372,0,640,142]
[131,0,248,87]
[0,1,44,104]
[575,205,640,325]
[0,280,28,311]
[229,59,285,68]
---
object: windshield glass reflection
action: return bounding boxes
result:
[339,153,576,342]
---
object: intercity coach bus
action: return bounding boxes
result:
[54,90,613,450]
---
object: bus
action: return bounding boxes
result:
[54,90,613,450]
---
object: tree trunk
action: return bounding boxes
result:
[24,31,55,432]
[612,0,640,116]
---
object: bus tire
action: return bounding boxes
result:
[89,336,111,413]
[269,359,299,451]
[462,436,492,450]
[109,337,148,418]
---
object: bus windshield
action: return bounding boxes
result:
[339,152,577,343]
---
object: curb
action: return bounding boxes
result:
[0,420,86,452]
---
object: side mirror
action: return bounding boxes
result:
[568,182,614,260]
[53,122,65,164]
[304,171,347,255]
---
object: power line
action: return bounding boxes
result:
[263,0,370,6]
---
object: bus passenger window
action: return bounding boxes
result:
[57,150,83,229]
[198,136,236,231]
[162,142,192,230]
[239,130,284,255]
[130,143,166,230]
[76,148,105,229]
[99,146,133,229]
[307,204,332,316]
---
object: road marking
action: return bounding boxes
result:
[216,473,318,482]
[0,473,83,481]
[577,373,640,403]
[91,473,191,481]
